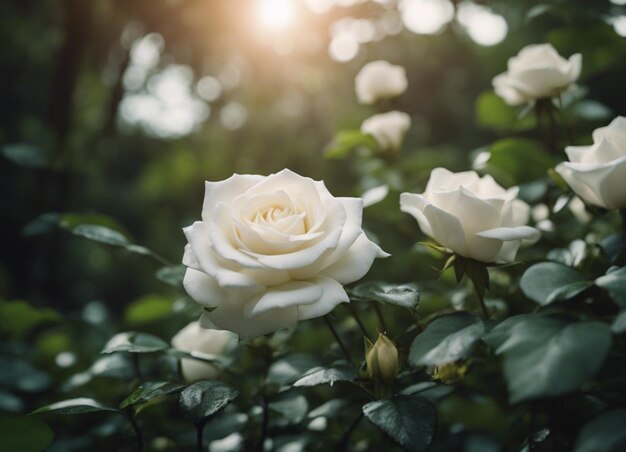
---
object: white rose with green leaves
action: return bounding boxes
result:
[556,116,626,209]
[493,43,581,106]
[171,321,237,382]
[182,169,388,338]
[355,60,408,105]
[400,168,540,262]
[361,111,411,153]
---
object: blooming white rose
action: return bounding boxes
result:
[556,116,626,209]
[493,43,582,106]
[360,111,411,153]
[182,169,388,338]
[400,168,540,262]
[171,321,238,382]
[355,60,408,105]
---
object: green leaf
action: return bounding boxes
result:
[269,394,309,424]
[363,395,436,452]
[124,295,173,326]
[571,100,612,121]
[179,381,238,425]
[488,315,612,403]
[520,262,591,305]
[155,265,186,288]
[612,311,626,334]
[71,224,129,246]
[0,415,54,451]
[475,91,536,132]
[120,382,185,410]
[293,363,357,387]
[595,266,626,308]
[1,143,49,168]
[179,381,239,425]
[0,356,51,392]
[32,397,118,415]
[409,312,485,366]
[325,130,378,159]
[482,138,555,186]
[348,282,420,309]
[574,409,626,452]
[101,332,169,354]
[0,300,60,339]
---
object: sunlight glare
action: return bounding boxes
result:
[259,0,297,31]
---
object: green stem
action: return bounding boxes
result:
[126,410,143,451]
[257,394,269,452]
[196,422,205,452]
[372,302,388,334]
[476,292,490,319]
[323,316,352,362]
[335,412,364,450]
[344,304,370,339]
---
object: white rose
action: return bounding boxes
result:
[182,169,388,338]
[400,168,540,262]
[355,60,408,105]
[360,111,411,153]
[556,116,626,209]
[493,43,581,106]
[171,321,238,382]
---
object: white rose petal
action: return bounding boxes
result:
[183,169,388,338]
[171,321,238,383]
[492,43,582,106]
[362,184,389,208]
[400,168,539,263]
[355,60,408,105]
[556,116,626,209]
[361,112,411,152]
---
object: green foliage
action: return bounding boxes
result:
[120,382,184,411]
[32,397,118,415]
[0,300,59,339]
[101,332,170,354]
[363,395,436,452]
[409,312,485,366]
[0,415,54,452]
[124,295,173,326]
[293,362,356,387]
[179,382,238,425]
[325,130,378,159]
[475,92,536,132]
[574,409,626,452]
[1,143,49,168]
[348,282,420,309]
[595,266,626,308]
[485,315,612,402]
[520,262,592,305]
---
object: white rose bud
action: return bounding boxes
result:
[556,116,626,209]
[355,60,408,105]
[400,168,540,263]
[365,333,399,383]
[493,43,581,106]
[182,169,389,338]
[360,111,411,153]
[171,321,238,382]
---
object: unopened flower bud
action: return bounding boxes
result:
[365,333,399,383]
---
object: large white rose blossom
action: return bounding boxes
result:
[355,60,408,105]
[171,321,238,382]
[493,43,582,106]
[360,111,411,153]
[182,169,389,338]
[400,168,540,262]
[556,116,626,209]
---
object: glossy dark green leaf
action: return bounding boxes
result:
[595,266,626,308]
[32,397,118,415]
[269,394,309,424]
[520,262,591,305]
[267,354,321,386]
[179,381,238,425]
[293,363,356,387]
[0,415,54,451]
[612,311,626,334]
[101,332,169,354]
[1,143,49,168]
[120,382,185,410]
[574,409,626,452]
[348,282,420,309]
[325,130,378,159]
[71,224,129,246]
[409,312,485,366]
[489,315,611,402]
[363,395,436,452]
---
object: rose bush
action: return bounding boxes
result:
[400,168,540,262]
[556,116,626,209]
[355,60,408,105]
[171,321,238,382]
[182,169,388,337]
[360,111,411,153]
[493,43,581,106]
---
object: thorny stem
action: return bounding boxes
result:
[323,316,352,362]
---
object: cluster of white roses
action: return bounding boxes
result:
[172,42,626,372]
